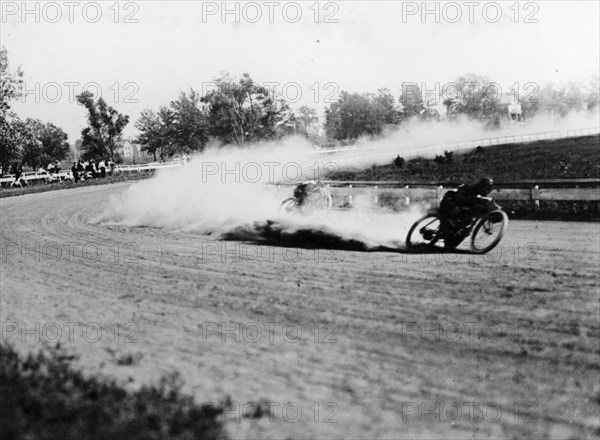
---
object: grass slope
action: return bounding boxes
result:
[330,134,600,183]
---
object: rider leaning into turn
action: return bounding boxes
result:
[293,180,320,206]
[440,177,494,228]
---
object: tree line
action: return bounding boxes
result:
[2,44,598,173]
[324,73,600,143]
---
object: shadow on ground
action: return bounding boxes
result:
[220,220,475,255]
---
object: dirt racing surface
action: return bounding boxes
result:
[1,183,599,439]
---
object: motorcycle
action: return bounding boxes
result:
[279,181,333,215]
[406,199,509,254]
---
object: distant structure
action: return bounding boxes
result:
[116,138,154,163]
[508,101,523,122]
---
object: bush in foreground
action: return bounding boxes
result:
[0,343,226,440]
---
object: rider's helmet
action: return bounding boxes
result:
[478,177,494,195]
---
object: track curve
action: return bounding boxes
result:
[1,183,599,439]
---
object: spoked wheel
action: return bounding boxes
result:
[406,214,442,250]
[279,197,299,215]
[470,210,508,254]
[306,188,333,210]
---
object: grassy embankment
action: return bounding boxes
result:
[330,134,600,220]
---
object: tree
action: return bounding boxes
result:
[76,91,129,161]
[136,90,208,160]
[393,155,405,168]
[294,105,318,136]
[0,46,24,172]
[325,90,399,141]
[39,121,70,166]
[442,74,502,124]
[0,46,23,116]
[201,72,292,146]
[534,79,599,117]
[367,88,400,134]
[135,106,172,161]
[169,90,208,153]
[399,83,426,120]
[15,119,70,169]
[18,119,44,169]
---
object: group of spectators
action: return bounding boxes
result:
[3,158,117,188]
[70,159,115,182]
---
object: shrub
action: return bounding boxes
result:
[444,150,454,164]
[0,343,226,440]
[393,155,405,168]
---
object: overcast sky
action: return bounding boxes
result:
[2,0,599,141]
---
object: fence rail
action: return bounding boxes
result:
[0,161,185,185]
[316,182,600,206]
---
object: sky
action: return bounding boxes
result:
[2,0,599,142]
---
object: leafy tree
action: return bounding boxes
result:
[442,74,502,124]
[325,90,399,141]
[18,119,44,169]
[135,109,163,161]
[393,155,405,168]
[0,46,24,172]
[399,83,426,120]
[16,119,70,169]
[368,88,400,133]
[169,90,208,153]
[534,79,599,117]
[201,72,292,146]
[584,74,600,111]
[136,91,207,160]
[0,46,23,116]
[294,105,318,135]
[76,91,129,161]
[325,92,370,141]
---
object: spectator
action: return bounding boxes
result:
[90,160,98,178]
[71,162,80,183]
[11,164,28,188]
[47,162,55,173]
[99,159,106,178]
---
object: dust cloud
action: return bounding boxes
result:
[97,110,597,249]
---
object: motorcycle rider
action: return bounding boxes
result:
[439,177,494,229]
[293,180,320,207]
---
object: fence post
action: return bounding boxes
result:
[348,184,353,205]
[404,185,410,206]
[436,185,444,207]
[373,185,378,205]
[532,185,540,212]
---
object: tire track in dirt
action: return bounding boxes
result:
[1,183,599,439]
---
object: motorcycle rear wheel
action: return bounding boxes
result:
[406,213,442,250]
[279,197,299,215]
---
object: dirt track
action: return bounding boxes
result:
[1,183,599,439]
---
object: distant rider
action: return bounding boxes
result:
[293,180,320,207]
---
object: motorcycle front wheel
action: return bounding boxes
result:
[470,210,509,254]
